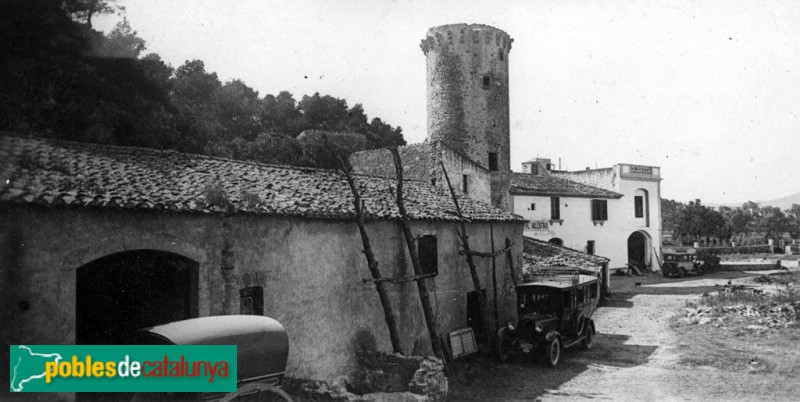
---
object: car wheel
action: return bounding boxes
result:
[679,267,687,278]
[581,322,594,350]
[662,263,673,278]
[544,337,561,368]
[697,267,705,276]
[221,384,294,402]
[496,331,512,363]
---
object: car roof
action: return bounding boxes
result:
[137,315,285,345]
[517,274,599,289]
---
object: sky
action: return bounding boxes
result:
[95,0,800,205]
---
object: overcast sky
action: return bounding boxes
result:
[96,0,800,205]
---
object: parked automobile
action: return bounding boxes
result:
[128,315,292,402]
[496,271,600,367]
[661,247,703,278]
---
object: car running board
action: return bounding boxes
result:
[562,336,585,349]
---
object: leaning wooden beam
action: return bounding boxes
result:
[362,272,438,284]
[505,238,519,287]
[389,147,446,362]
[439,160,492,345]
[337,153,403,355]
[458,242,514,258]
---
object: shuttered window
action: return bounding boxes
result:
[591,199,608,221]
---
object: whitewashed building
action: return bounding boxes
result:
[510,158,663,271]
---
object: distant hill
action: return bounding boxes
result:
[707,191,800,210]
[760,191,800,210]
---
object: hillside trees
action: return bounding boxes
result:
[0,0,404,168]
[663,199,800,245]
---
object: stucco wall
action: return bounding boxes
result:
[1,205,523,390]
[438,145,491,205]
[513,189,661,269]
[545,165,663,269]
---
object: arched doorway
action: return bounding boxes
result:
[76,250,199,345]
[548,238,564,247]
[627,231,651,269]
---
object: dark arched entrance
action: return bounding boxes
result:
[627,232,649,269]
[76,250,199,345]
[548,238,564,247]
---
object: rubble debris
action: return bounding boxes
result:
[678,302,800,329]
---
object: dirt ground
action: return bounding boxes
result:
[449,269,800,402]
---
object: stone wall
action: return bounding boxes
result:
[1,204,523,399]
[350,142,492,205]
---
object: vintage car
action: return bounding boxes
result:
[661,247,703,278]
[128,315,292,402]
[497,271,600,367]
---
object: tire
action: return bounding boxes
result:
[697,267,705,276]
[221,384,294,402]
[662,263,674,278]
[581,321,594,350]
[678,267,687,278]
[544,337,561,368]
[496,331,512,363]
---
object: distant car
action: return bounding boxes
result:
[661,247,703,278]
[128,315,292,402]
[496,272,600,367]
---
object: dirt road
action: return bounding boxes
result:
[450,270,798,401]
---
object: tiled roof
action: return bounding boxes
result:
[0,134,524,222]
[509,172,622,199]
[523,236,609,271]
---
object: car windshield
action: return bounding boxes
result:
[520,289,560,312]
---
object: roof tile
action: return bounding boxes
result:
[510,172,622,199]
[1,134,523,223]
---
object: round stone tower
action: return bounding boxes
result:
[420,23,513,172]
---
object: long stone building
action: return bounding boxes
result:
[0,134,524,396]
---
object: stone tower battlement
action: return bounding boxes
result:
[420,24,513,56]
[421,24,513,175]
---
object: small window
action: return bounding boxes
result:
[531,163,539,175]
[499,52,504,61]
[240,286,264,316]
[590,283,598,299]
[431,178,436,186]
[634,196,644,218]
[587,240,595,255]
[591,199,608,221]
[550,197,561,220]
[488,152,498,171]
[418,235,438,275]
[530,203,536,211]
[462,174,469,193]
[482,76,490,88]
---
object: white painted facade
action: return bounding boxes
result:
[511,163,663,270]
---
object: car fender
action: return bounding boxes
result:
[545,331,560,342]
[587,319,596,335]
[498,327,513,339]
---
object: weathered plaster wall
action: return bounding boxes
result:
[554,168,617,192]
[515,165,663,269]
[350,143,492,206]
[1,205,523,390]
[421,24,512,172]
[438,144,491,205]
